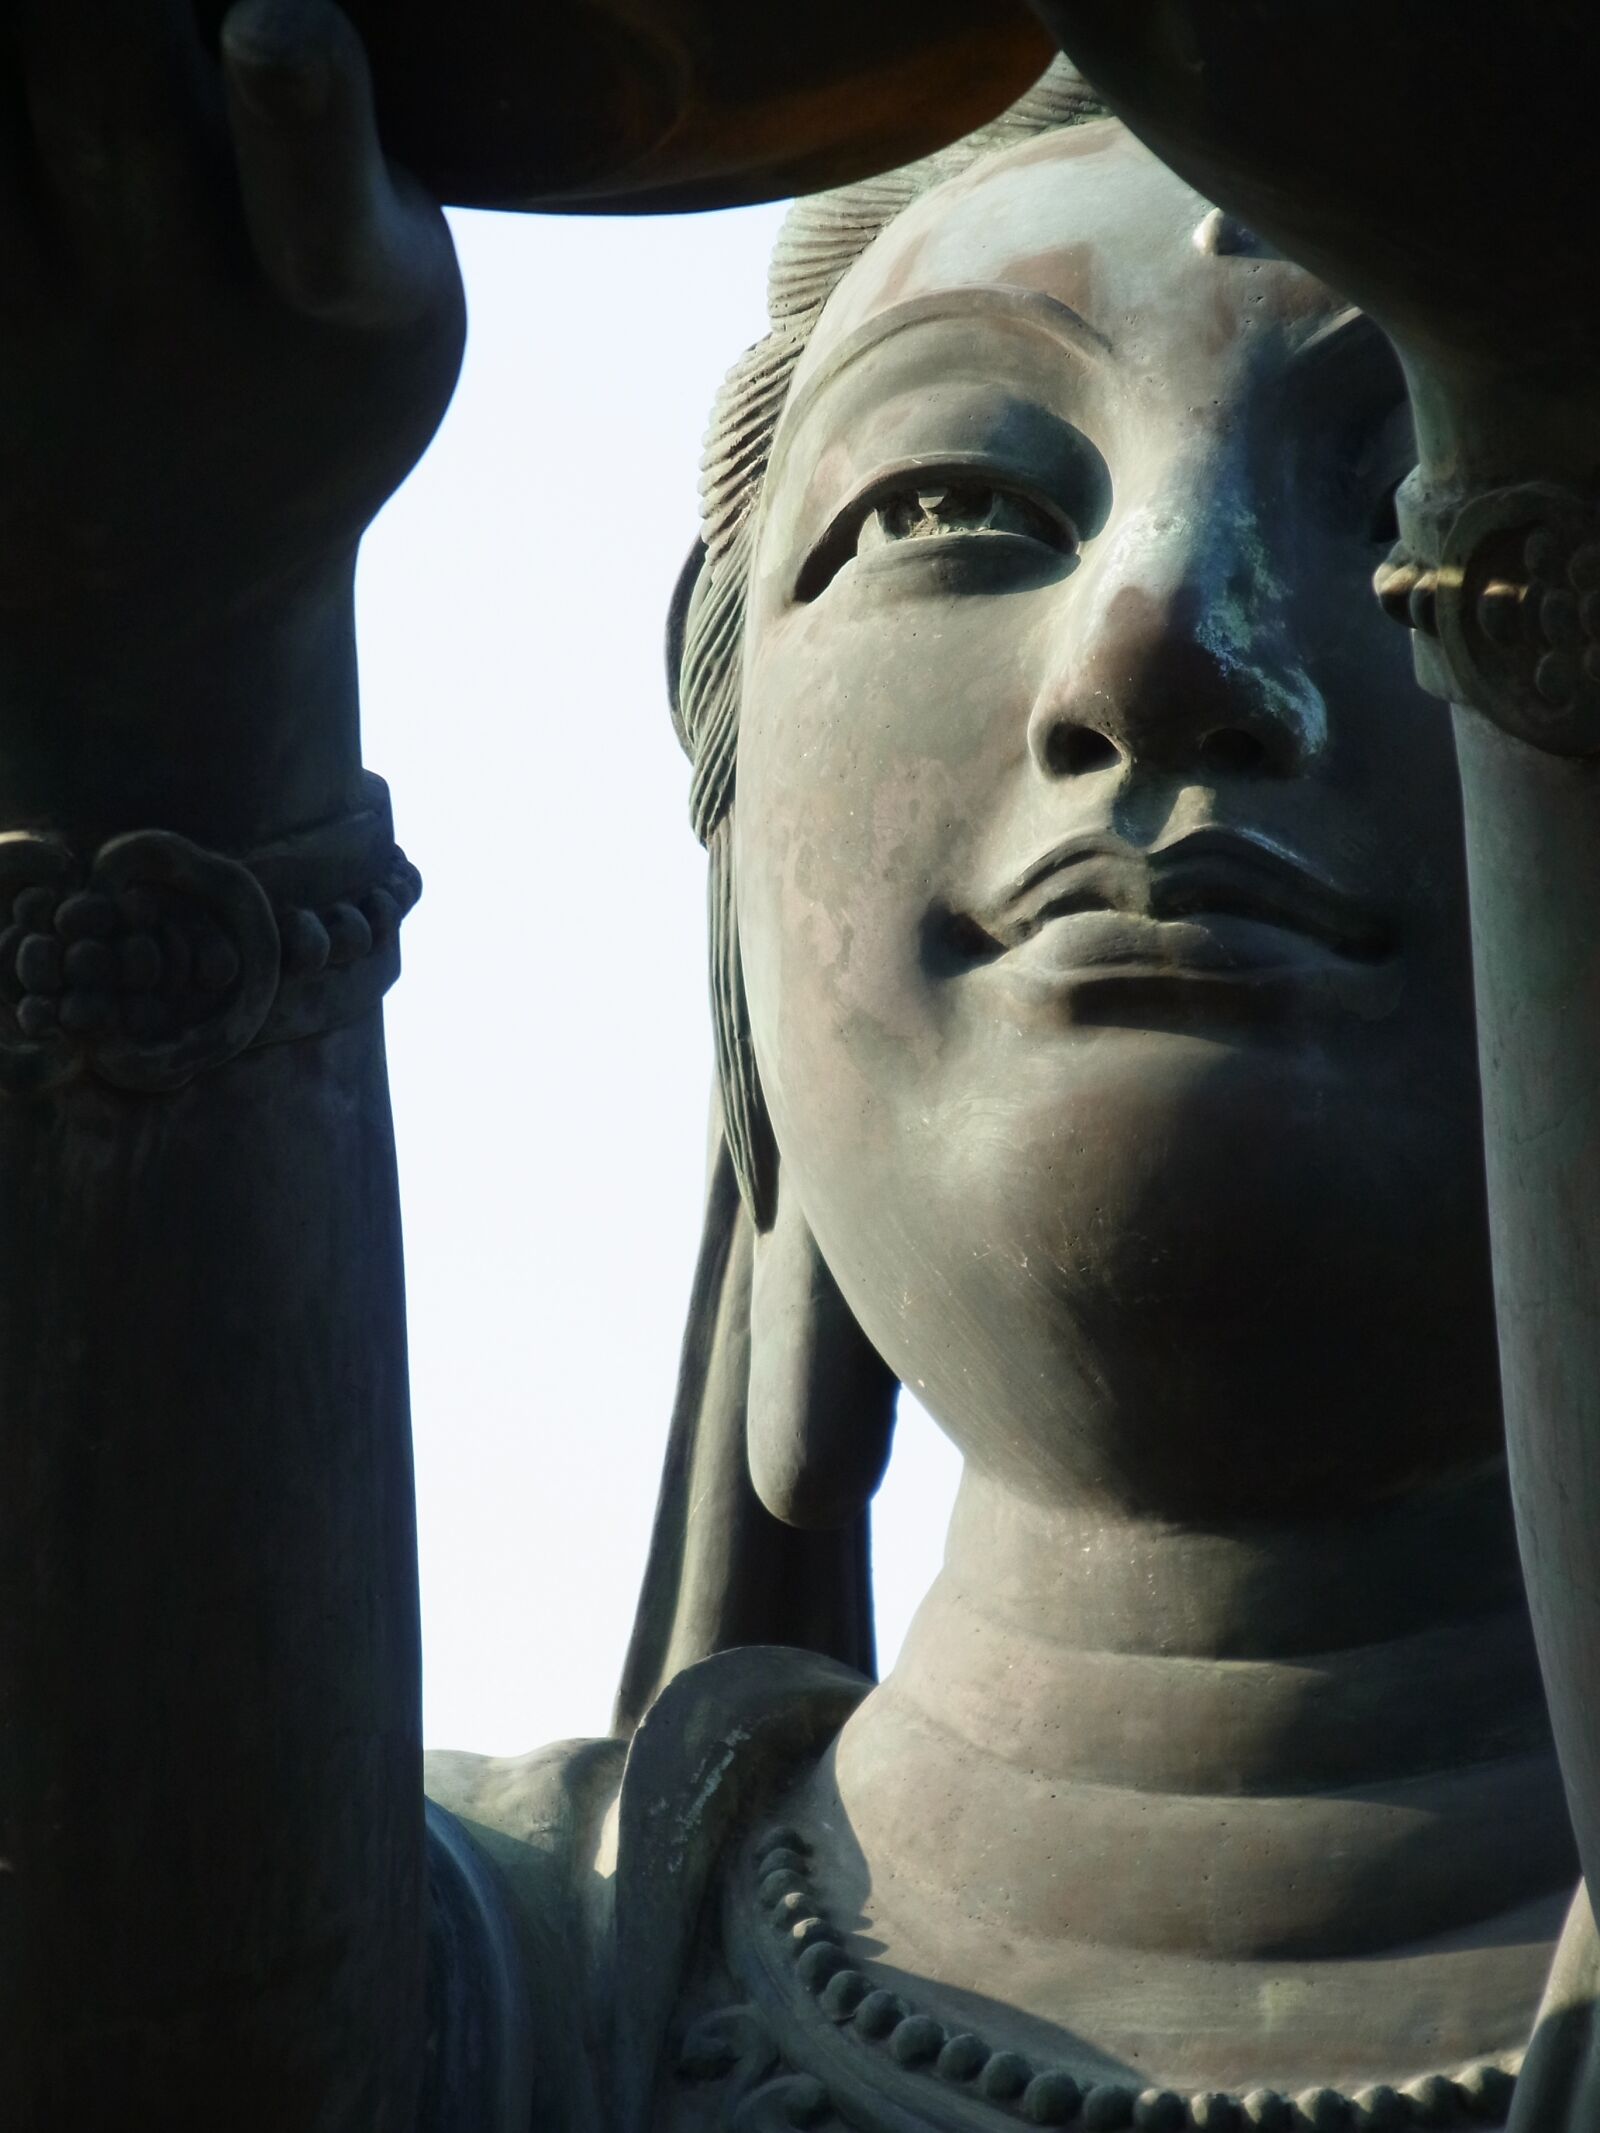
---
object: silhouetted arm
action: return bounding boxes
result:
[0,3,463,2123]
[1409,363,1600,1943]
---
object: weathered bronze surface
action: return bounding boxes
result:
[9,3,1600,2129]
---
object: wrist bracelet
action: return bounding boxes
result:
[1377,474,1600,754]
[0,772,420,1095]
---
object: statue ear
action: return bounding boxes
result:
[748,1172,898,1530]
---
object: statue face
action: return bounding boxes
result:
[735,123,1499,1519]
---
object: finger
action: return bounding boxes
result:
[14,0,222,274]
[222,0,455,331]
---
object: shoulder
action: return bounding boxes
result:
[419,1647,869,2133]
[426,1730,628,1974]
[605,1647,868,2133]
[423,1733,627,2133]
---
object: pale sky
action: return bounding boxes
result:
[356,202,961,1756]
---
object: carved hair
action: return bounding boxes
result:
[618,65,1113,1735]
[671,59,1109,1228]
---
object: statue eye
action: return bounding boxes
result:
[855,481,1073,558]
[794,468,1085,602]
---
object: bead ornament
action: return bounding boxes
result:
[1378,479,1600,754]
[734,1825,1522,2133]
[0,776,419,1094]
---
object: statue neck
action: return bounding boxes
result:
[887,1460,1549,1796]
[800,1460,1574,2082]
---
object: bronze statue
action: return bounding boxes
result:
[4,5,1600,2130]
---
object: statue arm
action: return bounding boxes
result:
[1401,363,1600,1935]
[1451,691,1600,1946]
[0,2,463,2124]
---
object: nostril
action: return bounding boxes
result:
[1198,727,1269,776]
[1370,478,1403,549]
[1048,725,1121,776]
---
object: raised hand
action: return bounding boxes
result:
[1031,2,1599,379]
[0,0,465,841]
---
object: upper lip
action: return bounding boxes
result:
[975,827,1392,964]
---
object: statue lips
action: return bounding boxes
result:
[967,828,1393,1009]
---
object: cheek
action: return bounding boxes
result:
[1291,580,1477,1006]
[734,597,1030,1160]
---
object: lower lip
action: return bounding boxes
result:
[988,911,1377,1007]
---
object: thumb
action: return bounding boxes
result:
[221,0,456,331]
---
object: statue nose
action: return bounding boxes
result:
[1025,508,1322,784]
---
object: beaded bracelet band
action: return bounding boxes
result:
[1377,474,1600,755]
[0,772,419,1095]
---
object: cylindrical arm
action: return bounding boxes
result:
[0,0,466,2111]
[1452,716,1600,1925]
[0,1009,425,2130]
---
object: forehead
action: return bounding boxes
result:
[794,121,1345,399]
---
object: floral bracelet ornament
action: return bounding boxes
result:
[1376,475,1600,755]
[0,772,419,1095]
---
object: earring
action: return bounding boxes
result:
[748,1175,898,1530]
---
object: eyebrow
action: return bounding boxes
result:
[779,284,1115,441]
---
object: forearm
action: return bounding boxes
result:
[1452,714,1600,1915]
[1393,363,1600,1913]
[0,611,425,2129]
[0,551,369,853]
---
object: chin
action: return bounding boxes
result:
[817,1033,1504,1523]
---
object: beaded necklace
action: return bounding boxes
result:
[679,1825,1521,2133]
